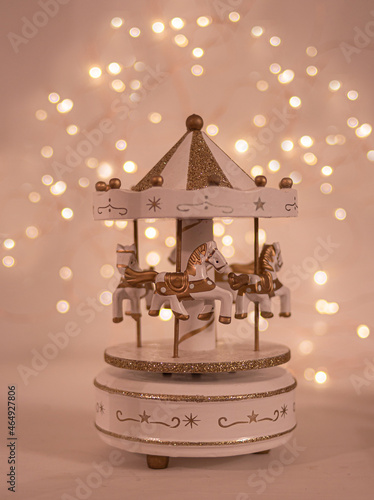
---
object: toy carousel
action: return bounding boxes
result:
[93,115,298,469]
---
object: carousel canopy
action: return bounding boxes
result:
[93,115,298,220]
[132,114,256,192]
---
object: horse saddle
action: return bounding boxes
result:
[164,272,189,294]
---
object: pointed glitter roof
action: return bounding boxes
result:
[132,114,255,191]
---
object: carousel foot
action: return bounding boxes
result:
[197,312,214,321]
[261,311,274,319]
[235,313,247,320]
[148,310,160,317]
[254,449,271,455]
[279,312,291,318]
[219,315,231,325]
[174,312,189,321]
[131,313,141,320]
[146,455,169,469]
[112,317,123,323]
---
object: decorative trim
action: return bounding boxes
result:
[94,423,297,446]
[93,379,297,402]
[103,350,291,373]
[116,410,181,428]
[218,409,282,428]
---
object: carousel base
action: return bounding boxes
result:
[94,360,296,468]
[104,339,290,373]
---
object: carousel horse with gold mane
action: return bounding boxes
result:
[125,241,237,324]
[228,242,291,319]
[112,244,153,323]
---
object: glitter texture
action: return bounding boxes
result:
[187,131,232,190]
[94,379,297,402]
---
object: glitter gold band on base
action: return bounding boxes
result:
[94,379,297,402]
[95,422,297,446]
[104,351,290,373]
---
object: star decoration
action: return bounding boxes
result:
[96,402,105,414]
[280,404,288,418]
[183,413,200,428]
[247,410,259,423]
[147,197,161,212]
[139,410,151,423]
[254,197,266,211]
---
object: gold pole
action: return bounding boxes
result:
[133,219,141,348]
[173,219,182,358]
[133,219,139,261]
[254,217,260,351]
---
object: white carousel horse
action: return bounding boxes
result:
[112,244,153,323]
[125,241,234,324]
[228,242,291,319]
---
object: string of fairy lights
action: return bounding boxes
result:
[2,9,372,385]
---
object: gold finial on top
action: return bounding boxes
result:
[186,114,203,131]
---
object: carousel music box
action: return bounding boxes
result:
[93,114,298,469]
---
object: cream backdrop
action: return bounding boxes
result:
[1,1,373,499]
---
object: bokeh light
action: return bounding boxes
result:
[315,371,327,384]
[59,267,73,280]
[146,251,160,266]
[123,161,137,173]
[148,112,162,124]
[197,16,211,27]
[251,26,263,37]
[26,226,39,239]
[111,17,123,28]
[56,300,70,313]
[314,271,327,285]
[129,27,141,37]
[191,64,204,76]
[89,67,102,79]
[152,22,165,33]
[206,124,219,136]
[61,208,73,220]
[174,34,188,47]
[335,208,346,220]
[170,17,184,30]
[2,256,15,268]
[357,325,370,339]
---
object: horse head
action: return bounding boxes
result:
[116,243,141,275]
[205,241,229,273]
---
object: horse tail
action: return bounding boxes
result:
[125,268,158,286]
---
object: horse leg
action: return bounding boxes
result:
[258,295,273,318]
[235,292,249,319]
[278,286,291,317]
[144,287,153,310]
[170,296,189,321]
[197,300,214,321]
[113,288,127,323]
[148,293,163,317]
[200,288,232,324]
[128,290,141,321]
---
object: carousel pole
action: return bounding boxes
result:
[133,219,141,348]
[173,219,183,358]
[254,217,260,351]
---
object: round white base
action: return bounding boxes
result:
[94,364,296,460]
